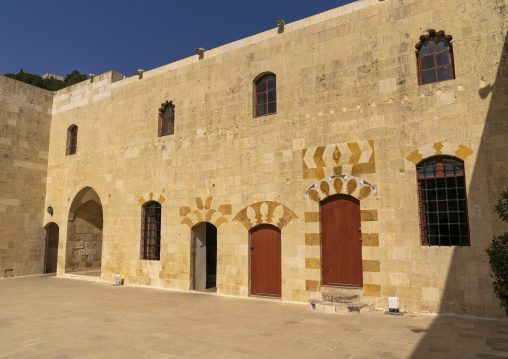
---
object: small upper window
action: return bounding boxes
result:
[67,125,78,155]
[255,74,276,117]
[417,156,469,246]
[417,34,454,85]
[159,101,175,136]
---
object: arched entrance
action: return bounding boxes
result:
[44,222,59,273]
[250,224,281,298]
[321,194,362,287]
[66,187,103,274]
[191,222,217,291]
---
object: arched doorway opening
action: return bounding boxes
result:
[321,194,362,287]
[191,222,217,291]
[250,224,281,298]
[66,187,103,275]
[44,222,59,273]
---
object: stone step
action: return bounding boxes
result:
[309,299,374,314]
[320,286,364,303]
[321,291,360,303]
[320,286,364,295]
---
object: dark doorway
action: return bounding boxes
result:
[321,194,363,287]
[250,224,281,298]
[44,223,59,273]
[191,222,217,291]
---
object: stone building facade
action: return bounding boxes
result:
[1,0,507,318]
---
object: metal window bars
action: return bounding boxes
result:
[417,156,469,246]
[141,201,161,260]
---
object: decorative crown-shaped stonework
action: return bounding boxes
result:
[159,100,173,115]
[233,201,298,230]
[138,192,166,205]
[415,29,453,50]
[180,197,231,228]
[406,142,474,165]
[304,175,377,202]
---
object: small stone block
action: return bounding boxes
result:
[364,284,382,297]
[305,212,320,222]
[305,233,321,245]
[360,210,378,221]
[362,233,379,246]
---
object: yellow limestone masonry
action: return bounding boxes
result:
[1,0,507,318]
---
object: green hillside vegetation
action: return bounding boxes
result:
[3,70,88,91]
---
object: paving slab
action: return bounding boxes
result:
[0,274,507,359]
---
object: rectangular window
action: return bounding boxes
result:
[417,157,469,246]
[255,74,276,117]
[417,35,454,86]
[160,104,175,136]
[67,126,78,155]
[141,202,161,260]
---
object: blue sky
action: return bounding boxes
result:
[1,0,354,78]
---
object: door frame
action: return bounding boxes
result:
[320,194,363,288]
[249,224,282,298]
[43,222,59,274]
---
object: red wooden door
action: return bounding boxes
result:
[250,224,281,298]
[321,194,362,287]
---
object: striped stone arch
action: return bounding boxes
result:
[304,175,377,203]
[179,197,231,228]
[406,142,474,165]
[233,201,298,230]
[138,192,166,205]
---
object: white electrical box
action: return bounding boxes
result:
[388,297,400,313]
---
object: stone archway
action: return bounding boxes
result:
[66,187,103,275]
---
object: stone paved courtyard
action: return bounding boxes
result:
[0,275,507,359]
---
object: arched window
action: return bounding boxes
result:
[255,74,276,117]
[66,125,78,155]
[141,201,161,260]
[417,34,454,85]
[416,156,469,246]
[159,101,174,136]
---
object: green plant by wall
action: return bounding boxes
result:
[486,189,508,315]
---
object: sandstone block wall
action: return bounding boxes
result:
[41,0,508,317]
[1,0,506,318]
[65,200,103,272]
[0,76,53,277]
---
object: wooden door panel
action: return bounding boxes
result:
[250,224,281,297]
[321,195,362,287]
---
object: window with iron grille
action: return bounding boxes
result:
[417,35,454,85]
[417,156,469,246]
[160,103,174,136]
[141,201,161,260]
[67,125,78,155]
[255,74,276,117]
